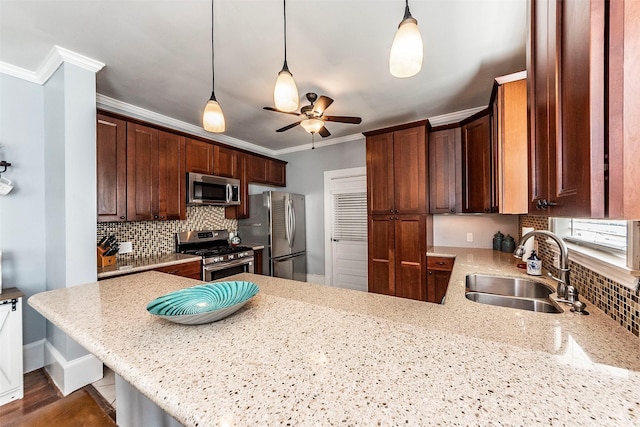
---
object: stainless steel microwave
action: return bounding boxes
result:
[187,172,241,206]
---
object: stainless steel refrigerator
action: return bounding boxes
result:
[238,191,306,281]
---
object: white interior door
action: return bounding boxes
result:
[324,167,368,291]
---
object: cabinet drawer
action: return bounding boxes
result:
[427,256,454,271]
[154,260,202,279]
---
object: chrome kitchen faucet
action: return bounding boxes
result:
[513,230,585,312]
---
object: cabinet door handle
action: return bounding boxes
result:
[119,216,125,220]
[154,215,159,219]
[428,271,433,275]
[450,209,455,213]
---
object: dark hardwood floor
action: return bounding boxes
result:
[0,369,116,426]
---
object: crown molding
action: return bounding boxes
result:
[96,94,275,156]
[427,106,488,127]
[0,45,104,85]
[274,133,364,155]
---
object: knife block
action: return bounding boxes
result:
[97,247,116,267]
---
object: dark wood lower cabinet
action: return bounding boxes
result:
[368,214,428,301]
[154,261,202,280]
[426,256,454,304]
[253,249,263,275]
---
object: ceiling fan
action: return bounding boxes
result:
[263,92,362,137]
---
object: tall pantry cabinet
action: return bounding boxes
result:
[364,123,433,302]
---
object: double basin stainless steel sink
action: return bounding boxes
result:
[465,274,563,314]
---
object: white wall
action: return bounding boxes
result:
[0,73,47,345]
[432,214,519,248]
[279,138,366,275]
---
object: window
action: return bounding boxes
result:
[551,218,640,289]
[553,218,627,255]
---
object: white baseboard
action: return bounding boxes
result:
[23,339,46,373]
[44,340,103,396]
[306,274,326,285]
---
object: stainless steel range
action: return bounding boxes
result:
[175,230,254,281]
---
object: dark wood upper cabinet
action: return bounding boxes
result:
[185,138,214,175]
[158,131,186,221]
[366,124,427,215]
[461,114,493,213]
[527,0,605,217]
[607,0,640,219]
[126,123,159,221]
[97,114,127,222]
[429,128,461,214]
[213,144,236,178]
[393,127,428,214]
[248,154,268,184]
[267,161,286,187]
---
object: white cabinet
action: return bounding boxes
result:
[0,288,24,406]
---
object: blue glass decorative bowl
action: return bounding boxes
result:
[146,281,259,325]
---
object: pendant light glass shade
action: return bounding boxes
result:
[273,0,299,112]
[389,2,423,78]
[274,66,299,112]
[203,0,225,133]
[300,118,324,134]
[203,92,226,133]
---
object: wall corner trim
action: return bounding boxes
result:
[0,45,105,85]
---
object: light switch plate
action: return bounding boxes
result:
[466,233,474,242]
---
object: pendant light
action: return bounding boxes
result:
[273,0,299,112]
[389,0,423,78]
[203,0,225,133]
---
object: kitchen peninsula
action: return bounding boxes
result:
[29,248,640,426]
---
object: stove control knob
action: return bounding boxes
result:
[213,257,221,262]
[229,254,235,260]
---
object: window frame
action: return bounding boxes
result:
[549,218,640,290]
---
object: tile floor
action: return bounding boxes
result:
[92,366,116,409]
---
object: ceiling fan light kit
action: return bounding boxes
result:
[389,0,424,78]
[273,0,299,112]
[202,0,225,133]
[300,118,324,134]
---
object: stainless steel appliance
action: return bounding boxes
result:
[186,172,241,206]
[175,230,253,281]
[238,191,306,281]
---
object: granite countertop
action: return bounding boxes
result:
[30,247,640,426]
[97,253,201,279]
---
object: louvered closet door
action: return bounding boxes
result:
[331,191,368,291]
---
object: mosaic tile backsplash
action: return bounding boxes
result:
[97,206,237,260]
[519,215,640,338]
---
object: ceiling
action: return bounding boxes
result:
[0,0,527,154]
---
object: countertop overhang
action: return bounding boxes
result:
[30,247,640,426]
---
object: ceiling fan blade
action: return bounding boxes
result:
[263,106,300,116]
[323,115,362,124]
[276,121,302,132]
[319,126,331,138]
[312,96,334,115]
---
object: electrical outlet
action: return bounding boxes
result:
[466,233,474,243]
[553,252,560,268]
[119,242,133,254]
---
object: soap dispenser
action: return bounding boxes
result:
[526,250,542,276]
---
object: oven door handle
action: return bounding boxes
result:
[203,258,253,272]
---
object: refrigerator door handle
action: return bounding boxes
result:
[288,198,296,248]
[284,197,291,248]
